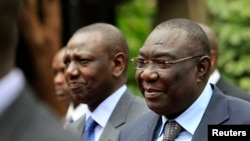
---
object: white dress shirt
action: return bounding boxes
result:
[208,69,220,84]
[65,102,87,122]
[0,68,25,116]
[156,82,213,141]
[85,85,126,141]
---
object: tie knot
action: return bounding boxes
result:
[85,117,98,132]
[83,116,98,141]
[163,120,182,141]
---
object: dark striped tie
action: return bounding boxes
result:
[163,120,182,141]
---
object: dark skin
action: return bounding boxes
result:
[63,30,126,112]
[198,23,218,73]
[135,28,211,119]
[52,48,75,104]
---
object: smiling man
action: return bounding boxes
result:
[63,23,149,141]
[117,18,250,141]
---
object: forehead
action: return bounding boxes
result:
[56,49,65,60]
[68,31,102,47]
[53,49,65,65]
[65,31,105,56]
[139,28,189,58]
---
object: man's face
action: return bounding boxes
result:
[135,29,200,118]
[52,49,72,103]
[63,31,114,110]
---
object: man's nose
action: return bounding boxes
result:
[54,73,65,84]
[139,67,159,81]
[65,62,80,78]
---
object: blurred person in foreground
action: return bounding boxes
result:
[117,18,250,141]
[198,23,250,102]
[0,0,80,141]
[52,47,87,129]
[63,23,149,141]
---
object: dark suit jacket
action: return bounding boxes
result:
[216,77,250,102]
[117,85,250,141]
[67,89,149,141]
[0,84,80,141]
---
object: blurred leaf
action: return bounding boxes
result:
[206,0,250,92]
[116,0,156,94]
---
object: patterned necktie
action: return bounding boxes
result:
[83,117,98,141]
[163,120,182,141]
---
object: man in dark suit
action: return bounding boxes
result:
[198,23,250,102]
[52,47,87,129]
[0,0,80,140]
[64,23,149,141]
[117,18,250,141]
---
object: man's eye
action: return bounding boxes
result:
[154,59,169,68]
[155,59,167,64]
[137,59,146,64]
[137,59,147,67]
[63,59,70,66]
[79,59,90,64]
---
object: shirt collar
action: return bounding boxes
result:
[66,102,87,121]
[158,82,213,137]
[85,85,127,128]
[0,68,25,115]
[208,69,221,84]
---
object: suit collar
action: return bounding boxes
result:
[108,89,133,127]
[74,89,136,141]
[99,89,133,140]
[192,85,229,141]
[136,111,160,141]
[203,85,229,124]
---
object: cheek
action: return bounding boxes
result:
[135,71,140,82]
[159,71,183,96]
[84,66,109,88]
[135,71,142,86]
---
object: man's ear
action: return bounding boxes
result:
[196,56,211,83]
[112,52,126,77]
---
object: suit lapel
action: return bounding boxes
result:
[136,112,160,141]
[216,78,228,94]
[192,85,229,141]
[99,121,118,141]
[99,89,133,140]
[77,115,86,135]
[65,114,86,140]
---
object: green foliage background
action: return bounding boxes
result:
[116,0,156,96]
[116,0,250,95]
[206,0,250,93]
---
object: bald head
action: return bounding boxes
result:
[76,23,129,57]
[53,47,66,65]
[198,23,218,73]
[73,23,130,74]
[156,18,211,56]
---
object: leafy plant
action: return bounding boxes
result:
[206,0,250,93]
[116,0,156,96]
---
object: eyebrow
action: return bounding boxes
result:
[138,52,177,59]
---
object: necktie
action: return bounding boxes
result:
[83,117,98,141]
[163,120,182,141]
